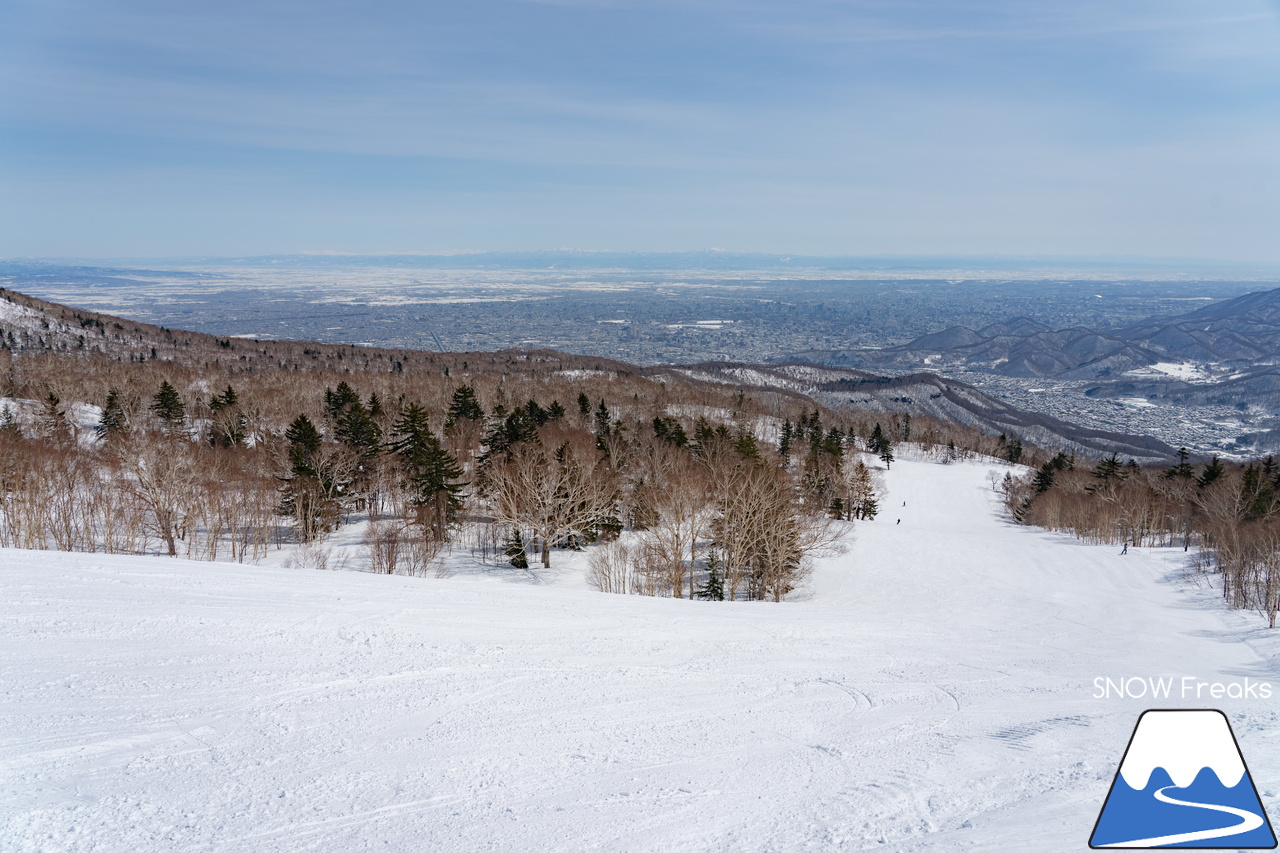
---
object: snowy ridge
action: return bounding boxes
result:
[1118,710,1246,790]
[0,296,46,329]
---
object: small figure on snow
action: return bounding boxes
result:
[1120,542,1128,555]
[896,518,901,525]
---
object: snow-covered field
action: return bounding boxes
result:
[5,458,1280,852]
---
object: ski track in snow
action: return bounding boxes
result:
[4,457,1280,852]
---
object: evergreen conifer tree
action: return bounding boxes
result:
[42,392,69,442]
[445,385,484,428]
[150,381,185,435]
[1048,452,1073,471]
[285,414,323,476]
[594,399,612,443]
[207,385,247,447]
[336,400,382,459]
[878,441,894,470]
[279,414,343,541]
[652,416,688,447]
[391,403,464,539]
[869,423,894,468]
[1092,453,1125,480]
[480,405,517,463]
[1241,464,1274,519]
[481,406,540,463]
[696,414,716,448]
[733,427,760,459]
[96,388,125,438]
[669,419,688,447]
[505,529,529,569]
[209,385,238,410]
[869,423,885,453]
[823,427,845,458]
[524,399,549,426]
[1165,447,1195,479]
[1003,437,1023,465]
[778,418,793,458]
[1197,456,1225,489]
[1032,461,1057,493]
[696,555,724,600]
[324,381,361,420]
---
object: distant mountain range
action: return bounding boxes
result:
[661,362,1176,463]
[788,286,1280,382]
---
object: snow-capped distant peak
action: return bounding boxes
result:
[1119,710,1245,790]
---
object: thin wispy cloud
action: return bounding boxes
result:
[1,0,1278,258]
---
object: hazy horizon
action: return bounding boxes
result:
[7,250,1280,278]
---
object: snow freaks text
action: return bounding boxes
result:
[1093,677,1273,701]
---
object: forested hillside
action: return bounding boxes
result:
[0,288,1027,600]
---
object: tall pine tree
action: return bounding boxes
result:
[1197,456,1225,490]
[207,385,247,447]
[445,385,484,428]
[279,414,343,541]
[96,388,125,438]
[391,404,464,540]
[150,381,186,436]
[1165,447,1195,479]
[324,381,361,421]
[336,400,382,460]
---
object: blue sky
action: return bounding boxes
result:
[2,0,1279,260]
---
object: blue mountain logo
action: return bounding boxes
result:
[1091,709,1276,848]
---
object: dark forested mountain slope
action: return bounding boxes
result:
[789,285,1280,380]
[660,362,1176,462]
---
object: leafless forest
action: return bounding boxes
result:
[0,288,1035,601]
[10,285,1269,611]
[1007,450,1280,626]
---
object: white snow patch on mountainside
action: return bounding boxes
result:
[0,296,47,329]
[4,458,1280,852]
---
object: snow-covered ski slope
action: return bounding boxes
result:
[5,457,1280,852]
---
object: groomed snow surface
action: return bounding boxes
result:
[5,457,1280,852]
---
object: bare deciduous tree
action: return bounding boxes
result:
[117,434,199,557]
[709,451,842,601]
[482,429,617,568]
[631,443,712,598]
